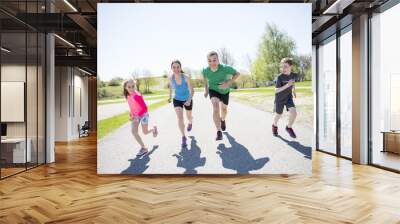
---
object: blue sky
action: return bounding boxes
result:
[98,3,311,81]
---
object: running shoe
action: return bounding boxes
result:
[182,136,187,147]
[286,126,297,138]
[221,120,226,131]
[216,131,223,141]
[187,123,192,132]
[272,125,278,137]
[136,148,148,157]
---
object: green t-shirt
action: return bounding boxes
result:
[202,64,237,94]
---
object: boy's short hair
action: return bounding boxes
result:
[280,57,293,66]
[207,51,219,58]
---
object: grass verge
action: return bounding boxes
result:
[230,81,313,129]
[98,95,168,105]
[98,88,169,101]
[97,100,169,140]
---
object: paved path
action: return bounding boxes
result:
[98,99,164,120]
[98,93,312,174]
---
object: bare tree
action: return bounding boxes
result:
[182,67,192,76]
[244,54,252,71]
[244,54,257,87]
[218,47,235,66]
[141,69,154,94]
[131,69,142,91]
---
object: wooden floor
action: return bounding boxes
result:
[373,151,400,171]
[0,135,400,224]
[1,167,26,178]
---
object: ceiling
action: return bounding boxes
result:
[0,0,391,75]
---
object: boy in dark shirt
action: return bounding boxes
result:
[272,58,298,138]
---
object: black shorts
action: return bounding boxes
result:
[274,98,295,114]
[209,89,230,105]
[173,98,193,110]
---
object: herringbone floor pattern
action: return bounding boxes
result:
[1,135,400,224]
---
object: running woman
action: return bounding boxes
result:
[123,79,158,156]
[272,57,298,138]
[168,60,194,147]
[202,51,240,140]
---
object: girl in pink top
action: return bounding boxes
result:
[123,79,158,157]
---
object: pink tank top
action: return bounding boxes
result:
[127,90,148,117]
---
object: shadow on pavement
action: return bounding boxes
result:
[173,136,206,174]
[217,132,269,174]
[121,145,159,174]
[276,135,312,159]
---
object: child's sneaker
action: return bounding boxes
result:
[216,131,223,141]
[187,123,192,132]
[136,148,148,157]
[182,136,187,147]
[153,126,158,137]
[286,126,297,138]
[272,125,278,137]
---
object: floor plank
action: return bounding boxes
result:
[0,135,399,224]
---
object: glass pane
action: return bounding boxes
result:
[318,37,337,154]
[1,31,27,177]
[26,0,39,169]
[0,1,27,13]
[371,4,400,171]
[38,33,45,165]
[27,31,38,169]
[340,29,352,158]
[27,0,39,14]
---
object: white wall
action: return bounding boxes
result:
[55,67,89,141]
[55,66,70,141]
[71,72,89,138]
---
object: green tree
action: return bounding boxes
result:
[97,77,106,88]
[252,23,296,84]
[235,74,255,89]
[108,77,123,86]
[162,70,169,79]
[294,54,312,81]
[97,88,112,100]
[191,79,204,88]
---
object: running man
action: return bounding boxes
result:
[272,57,298,138]
[202,51,240,140]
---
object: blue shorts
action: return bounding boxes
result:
[131,112,149,125]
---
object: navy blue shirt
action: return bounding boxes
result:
[274,73,297,103]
